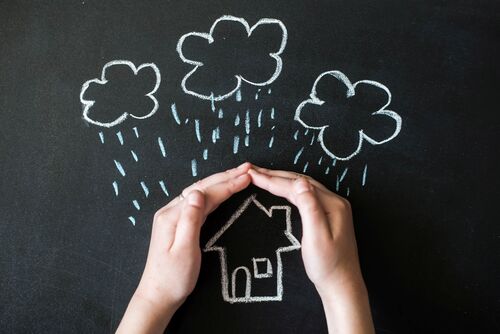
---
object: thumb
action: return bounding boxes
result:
[173,190,206,248]
[293,178,331,243]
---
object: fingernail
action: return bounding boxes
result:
[295,179,312,194]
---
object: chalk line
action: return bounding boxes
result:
[98,132,104,143]
[191,159,198,177]
[294,147,304,165]
[234,113,240,126]
[245,109,250,134]
[159,180,169,196]
[303,162,309,173]
[257,109,263,128]
[132,200,140,210]
[203,148,208,160]
[171,103,181,125]
[158,137,167,157]
[195,119,201,142]
[245,135,250,147]
[132,126,139,138]
[362,164,368,186]
[131,150,138,162]
[233,136,240,154]
[128,216,136,226]
[268,136,274,148]
[116,131,124,145]
[112,181,118,196]
[140,181,149,198]
[114,160,126,177]
[236,89,242,102]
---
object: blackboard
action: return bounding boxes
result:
[1,1,499,333]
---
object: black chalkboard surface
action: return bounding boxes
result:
[1,1,499,333]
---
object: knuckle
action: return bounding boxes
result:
[153,210,170,224]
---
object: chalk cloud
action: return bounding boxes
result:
[294,70,402,160]
[176,15,287,101]
[80,60,161,128]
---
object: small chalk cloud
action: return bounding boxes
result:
[81,60,161,128]
[176,15,287,101]
[295,70,402,161]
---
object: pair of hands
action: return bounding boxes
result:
[117,163,374,334]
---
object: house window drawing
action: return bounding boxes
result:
[204,194,301,303]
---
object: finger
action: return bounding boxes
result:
[292,178,332,242]
[173,190,206,248]
[165,162,252,210]
[251,164,330,192]
[249,169,332,240]
[202,173,252,215]
[248,168,298,205]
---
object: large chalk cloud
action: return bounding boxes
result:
[176,15,287,101]
[80,60,161,128]
[295,70,402,161]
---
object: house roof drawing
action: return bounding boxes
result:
[204,194,301,303]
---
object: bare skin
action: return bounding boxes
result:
[117,163,374,334]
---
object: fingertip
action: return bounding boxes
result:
[238,162,252,171]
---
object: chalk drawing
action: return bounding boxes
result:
[253,258,273,278]
[98,132,104,144]
[294,70,402,161]
[268,88,272,95]
[210,94,216,112]
[268,136,274,148]
[195,119,201,142]
[339,167,349,183]
[236,89,242,102]
[293,129,299,141]
[325,166,330,175]
[303,162,309,173]
[132,200,140,210]
[218,108,224,119]
[140,181,149,198]
[294,147,304,165]
[112,181,118,196]
[204,194,301,303]
[131,150,138,162]
[114,160,126,177]
[132,126,139,138]
[128,216,136,226]
[245,109,250,134]
[191,159,198,177]
[270,107,275,120]
[176,15,287,101]
[234,114,240,126]
[309,133,316,145]
[245,135,250,147]
[318,156,323,165]
[171,103,181,125]
[158,137,167,157]
[346,187,350,196]
[258,109,263,128]
[116,131,124,145]
[81,60,161,128]
[159,180,169,197]
[362,164,368,186]
[233,136,240,154]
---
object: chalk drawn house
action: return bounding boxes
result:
[204,194,301,303]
